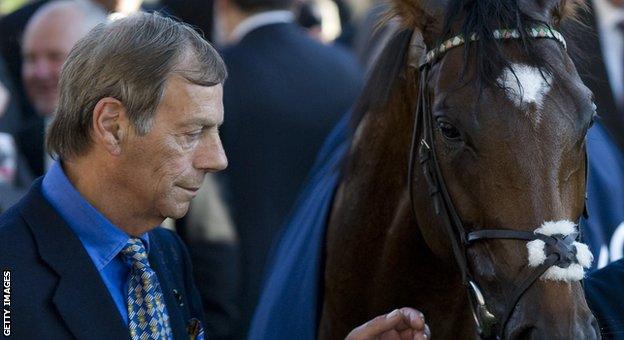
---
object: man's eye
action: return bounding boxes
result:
[185,131,203,141]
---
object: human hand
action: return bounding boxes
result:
[345,307,431,340]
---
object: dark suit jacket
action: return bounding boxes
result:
[14,114,45,177]
[586,259,624,339]
[0,179,206,339]
[220,21,363,334]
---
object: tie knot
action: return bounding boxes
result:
[121,238,149,269]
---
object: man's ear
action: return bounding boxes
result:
[92,97,129,156]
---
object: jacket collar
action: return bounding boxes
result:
[21,179,129,339]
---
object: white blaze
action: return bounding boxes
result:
[497,63,552,125]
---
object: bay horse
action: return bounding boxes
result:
[320,0,600,338]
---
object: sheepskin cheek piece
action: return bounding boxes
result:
[526,220,593,282]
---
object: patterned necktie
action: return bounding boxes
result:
[121,238,172,340]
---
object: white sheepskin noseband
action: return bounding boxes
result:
[526,220,593,281]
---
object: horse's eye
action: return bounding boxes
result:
[438,120,461,140]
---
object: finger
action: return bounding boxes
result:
[399,308,426,330]
[413,324,431,340]
[346,309,406,339]
[380,329,401,340]
[399,329,414,340]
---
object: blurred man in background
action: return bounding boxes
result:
[214,0,363,335]
[15,0,106,179]
[0,0,142,123]
[0,56,31,212]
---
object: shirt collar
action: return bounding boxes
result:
[230,10,295,44]
[41,161,150,271]
[594,0,624,32]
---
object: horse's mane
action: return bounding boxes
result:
[349,0,585,131]
[349,29,413,130]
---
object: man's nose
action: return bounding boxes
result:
[194,136,228,172]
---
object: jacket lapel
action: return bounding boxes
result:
[22,180,129,340]
[147,230,189,339]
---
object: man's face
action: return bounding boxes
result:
[118,75,228,221]
[22,13,86,117]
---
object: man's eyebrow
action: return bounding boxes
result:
[178,118,222,128]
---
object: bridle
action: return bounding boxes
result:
[406,25,589,339]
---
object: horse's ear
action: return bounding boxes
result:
[520,0,588,25]
[550,0,588,25]
[408,30,427,70]
[387,0,449,44]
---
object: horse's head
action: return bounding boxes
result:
[399,0,599,337]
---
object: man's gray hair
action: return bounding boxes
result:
[46,12,228,160]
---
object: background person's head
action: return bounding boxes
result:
[21,0,106,118]
[46,12,228,228]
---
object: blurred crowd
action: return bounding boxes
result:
[1,0,624,339]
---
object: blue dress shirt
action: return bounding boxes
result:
[41,161,150,325]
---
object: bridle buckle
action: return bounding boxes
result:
[467,280,499,339]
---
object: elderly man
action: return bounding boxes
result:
[16,1,106,179]
[0,12,224,339]
[0,12,427,339]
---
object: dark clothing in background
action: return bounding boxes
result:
[586,259,624,339]
[0,0,52,192]
[14,114,45,177]
[567,3,624,270]
[175,214,241,340]
[566,5,624,337]
[571,5,624,151]
[156,0,215,41]
[0,56,22,135]
[220,21,363,336]
[0,179,206,339]
[0,56,31,211]
[0,0,48,121]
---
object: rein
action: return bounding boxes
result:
[406,25,589,339]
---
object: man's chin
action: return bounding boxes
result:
[169,202,192,220]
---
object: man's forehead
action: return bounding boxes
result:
[165,76,223,101]
[159,76,224,124]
